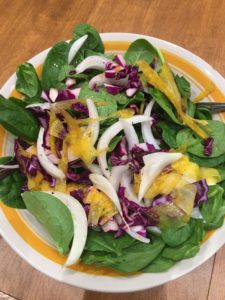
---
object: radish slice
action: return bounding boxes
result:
[110,165,128,191]
[120,170,141,204]
[49,88,58,102]
[75,56,111,74]
[138,153,183,202]
[97,115,151,178]
[46,191,87,267]
[89,174,150,243]
[0,164,19,169]
[120,119,139,150]
[68,35,88,64]
[89,73,128,89]
[88,163,103,175]
[37,127,65,180]
[86,99,99,145]
[141,101,160,149]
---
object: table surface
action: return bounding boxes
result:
[1,0,225,299]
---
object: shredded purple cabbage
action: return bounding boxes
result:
[71,102,89,118]
[151,195,172,207]
[202,137,214,156]
[67,160,92,185]
[70,189,85,202]
[194,179,209,206]
[27,106,49,129]
[109,137,129,166]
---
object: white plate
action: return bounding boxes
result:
[1,33,225,293]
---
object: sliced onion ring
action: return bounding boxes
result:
[0,164,19,169]
[75,56,112,74]
[86,99,99,145]
[68,35,88,64]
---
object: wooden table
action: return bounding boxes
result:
[0,0,225,299]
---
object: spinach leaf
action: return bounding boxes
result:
[42,41,70,90]
[108,135,122,152]
[177,120,225,158]
[71,23,104,66]
[22,191,74,254]
[0,156,14,164]
[187,100,196,117]
[195,107,212,120]
[161,219,204,261]
[150,88,181,124]
[157,122,182,148]
[82,237,165,273]
[200,185,225,230]
[79,83,128,117]
[188,152,225,168]
[143,255,175,273]
[129,91,146,104]
[161,219,195,247]
[85,230,137,255]
[124,39,157,65]
[174,75,191,98]
[0,170,26,208]
[16,63,41,98]
[0,95,39,141]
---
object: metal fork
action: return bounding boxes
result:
[196,102,225,113]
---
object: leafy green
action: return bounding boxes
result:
[82,236,165,273]
[0,170,26,208]
[195,107,212,120]
[200,185,225,230]
[189,152,225,168]
[174,75,191,98]
[42,41,70,90]
[124,39,157,65]
[177,120,225,158]
[157,122,182,148]
[71,23,104,66]
[0,95,39,141]
[161,219,195,247]
[16,63,41,98]
[22,191,74,254]
[85,230,137,255]
[143,255,175,273]
[150,88,181,124]
[79,83,128,117]
[108,135,122,152]
[161,219,204,261]
[0,156,14,164]
[187,100,196,117]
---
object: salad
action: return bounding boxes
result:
[0,23,225,274]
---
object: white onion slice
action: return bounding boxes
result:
[41,90,50,101]
[46,191,88,267]
[89,173,150,243]
[70,88,81,98]
[75,56,111,74]
[65,78,76,88]
[68,35,88,64]
[89,73,128,89]
[37,127,65,180]
[141,101,160,149]
[86,99,99,145]
[138,152,183,201]
[191,207,203,219]
[25,103,50,110]
[88,163,103,175]
[97,115,151,179]
[102,219,119,232]
[110,165,128,191]
[0,164,19,169]
[120,170,141,205]
[120,119,139,150]
[49,88,58,102]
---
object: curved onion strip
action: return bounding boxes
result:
[191,207,203,219]
[141,101,160,149]
[46,191,87,267]
[138,152,183,202]
[110,165,128,191]
[89,73,128,89]
[26,103,50,110]
[97,115,151,179]
[75,56,111,74]
[49,88,58,102]
[37,127,65,179]
[0,164,19,169]
[89,174,150,243]
[68,35,88,64]
[88,163,103,175]
[120,119,139,150]
[120,170,142,205]
[86,99,99,145]
[70,88,81,98]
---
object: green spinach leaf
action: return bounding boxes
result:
[0,95,39,141]
[16,63,41,98]
[42,41,70,90]
[157,122,182,149]
[143,255,175,273]
[22,191,74,254]
[174,75,191,98]
[0,170,26,208]
[124,39,157,65]
[188,152,225,168]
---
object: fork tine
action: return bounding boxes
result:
[196,102,225,113]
